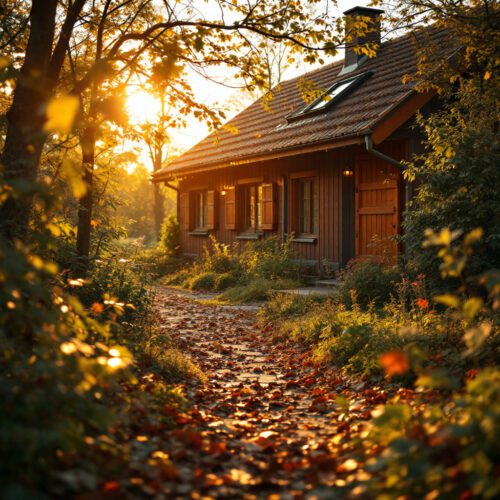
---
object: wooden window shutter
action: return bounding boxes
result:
[179,192,190,230]
[224,186,236,230]
[261,183,276,230]
[206,190,217,230]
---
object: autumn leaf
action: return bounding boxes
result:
[379,351,410,377]
[44,94,79,134]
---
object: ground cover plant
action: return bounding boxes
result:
[0,182,198,498]
[163,235,304,302]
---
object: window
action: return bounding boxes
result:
[299,178,318,235]
[287,71,373,122]
[194,191,207,230]
[243,184,263,232]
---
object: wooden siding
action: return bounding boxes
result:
[175,142,407,268]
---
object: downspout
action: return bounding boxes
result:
[364,134,413,206]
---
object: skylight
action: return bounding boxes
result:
[287,71,373,122]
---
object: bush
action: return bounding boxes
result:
[403,81,500,288]
[189,271,217,291]
[363,368,500,499]
[213,271,240,291]
[259,292,328,323]
[165,235,303,302]
[140,332,205,383]
[159,215,180,256]
[336,259,401,309]
[219,277,297,303]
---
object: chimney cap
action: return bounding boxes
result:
[343,6,384,16]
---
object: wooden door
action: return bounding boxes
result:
[355,155,400,261]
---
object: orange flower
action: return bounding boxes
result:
[90,302,104,315]
[379,351,410,377]
[416,298,429,309]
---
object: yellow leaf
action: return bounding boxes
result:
[434,294,460,308]
[0,56,10,69]
[484,71,491,80]
[464,228,483,245]
[44,94,79,134]
[462,297,483,321]
[61,159,87,198]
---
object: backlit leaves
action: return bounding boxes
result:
[44,94,80,135]
[60,159,87,198]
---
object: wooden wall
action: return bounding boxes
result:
[175,141,407,271]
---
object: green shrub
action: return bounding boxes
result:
[403,81,500,290]
[219,277,297,303]
[140,332,205,383]
[259,292,328,323]
[77,256,154,321]
[159,215,180,256]
[189,271,217,291]
[213,271,240,291]
[165,235,304,302]
[337,259,401,309]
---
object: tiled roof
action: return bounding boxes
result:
[156,27,448,179]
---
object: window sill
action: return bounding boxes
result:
[188,230,209,236]
[236,232,262,240]
[292,235,318,244]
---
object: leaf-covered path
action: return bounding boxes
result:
[153,287,388,499]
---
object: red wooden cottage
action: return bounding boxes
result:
[154,7,445,273]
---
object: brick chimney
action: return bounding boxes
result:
[343,6,384,72]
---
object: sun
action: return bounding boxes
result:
[126,90,162,125]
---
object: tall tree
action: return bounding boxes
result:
[1,0,364,244]
[1,0,86,240]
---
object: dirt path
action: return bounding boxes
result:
[152,287,388,499]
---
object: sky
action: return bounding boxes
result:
[127,0,374,168]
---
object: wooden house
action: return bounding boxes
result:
[154,7,445,273]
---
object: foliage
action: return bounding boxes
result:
[189,271,218,291]
[218,277,298,304]
[403,81,500,286]
[114,166,176,244]
[159,215,180,256]
[0,195,130,496]
[356,228,500,498]
[336,259,401,309]
[362,368,500,499]
[263,231,499,379]
[380,0,500,289]
[0,181,192,497]
[165,236,302,302]
[138,331,204,383]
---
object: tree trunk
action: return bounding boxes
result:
[0,0,58,240]
[75,126,95,276]
[152,140,165,240]
[153,182,165,239]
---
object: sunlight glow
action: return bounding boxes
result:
[126,90,162,125]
